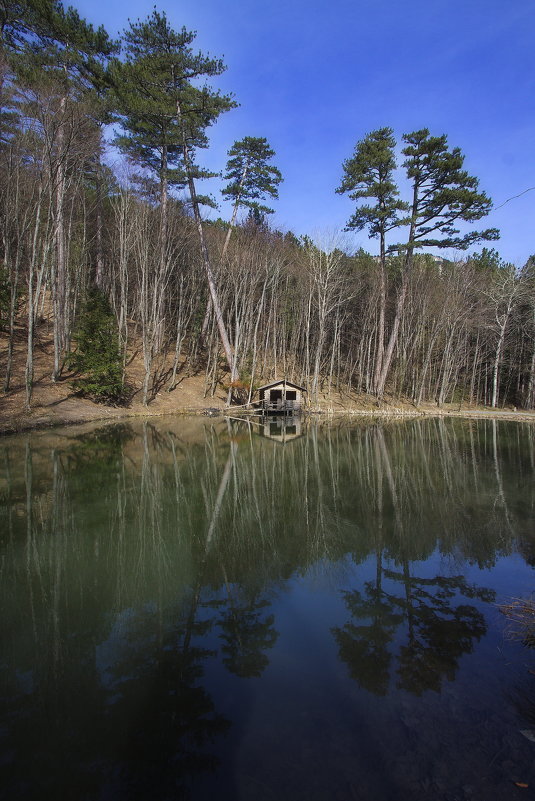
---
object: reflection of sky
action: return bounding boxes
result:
[73,0,535,265]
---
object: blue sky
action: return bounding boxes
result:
[76,0,535,265]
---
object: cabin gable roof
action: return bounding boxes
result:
[256,380,307,393]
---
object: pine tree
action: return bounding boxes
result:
[112,13,190,230]
[68,287,126,404]
[220,136,282,259]
[113,9,238,385]
[336,127,408,394]
[374,128,500,398]
[12,0,117,380]
[399,128,499,252]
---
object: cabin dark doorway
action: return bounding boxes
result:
[271,390,283,402]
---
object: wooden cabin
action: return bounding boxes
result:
[255,380,307,415]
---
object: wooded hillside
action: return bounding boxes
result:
[1,1,534,412]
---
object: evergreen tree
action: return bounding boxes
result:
[375,128,499,398]
[112,13,189,225]
[336,127,408,394]
[399,128,499,252]
[336,127,407,240]
[0,0,28,144]
[11,0,117,379]
[220,135,282,258]
[112,11,233,229]
[222,136,282,215]
[68,287,126,404]
[112,10,239,385]
[244,206,269,232]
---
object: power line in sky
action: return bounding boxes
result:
[494,186,535,210]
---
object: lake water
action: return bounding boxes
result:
[1,415,534,801]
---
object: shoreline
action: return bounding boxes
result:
[2,402,535,437]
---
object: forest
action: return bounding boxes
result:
[1,0,534,411]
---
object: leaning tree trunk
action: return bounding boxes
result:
[175,98,237,385]
[220,159,248,264]
[375,262,411,399]
[375,182,419,399]
[52,94,67,382]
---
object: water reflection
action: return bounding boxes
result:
[258,415,304,443]
[333,568,494,696]
[0,416,534,800]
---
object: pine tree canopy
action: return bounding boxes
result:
[111,10,236,199]
[398,128,500,251]
[12,0,117,88]
[221,136,282,215]
[336,127,408,239]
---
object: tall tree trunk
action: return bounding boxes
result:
[95,157,104,290]
[3,250,20,393]
[491,320,507,408]
[375,264,410,398]
[372,232,387,395]
[491,296,514,408]
[220,160,248,263]
[52,94,67,382]
[175,98,237,384]
[526,307,535,409]
[375,182,419,399]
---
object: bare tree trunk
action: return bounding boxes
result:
[491,318,507,408]
[25,192,44,410]
[175,98,237,386]
[375,179,420,399]
[94,157,104,290]
[220,160,248,264]
[526,306,535,409]
[491,296,514,408]
[372,233,387,395]
[52,94,67,382]
[375,264,410,398]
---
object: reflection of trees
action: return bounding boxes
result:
[391,569,492,694]
[333,581,402,696]
[0,421,234,799]
[0,414,533,794]
[501,598,535,733]
[217,583,278,678]
[333,421,497,697]
[203,429,279,679]
[333,564,494,696]
[100,603,230,799]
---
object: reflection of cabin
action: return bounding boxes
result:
[260,416,303,443]
[255,380,307,415]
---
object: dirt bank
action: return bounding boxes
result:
[2,325,535,436]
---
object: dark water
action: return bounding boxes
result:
[1,415,534,801]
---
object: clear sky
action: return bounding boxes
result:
[75,0,535,265]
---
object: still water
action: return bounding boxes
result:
[1,415,534,801]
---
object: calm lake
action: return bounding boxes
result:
[1,415,534,801]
